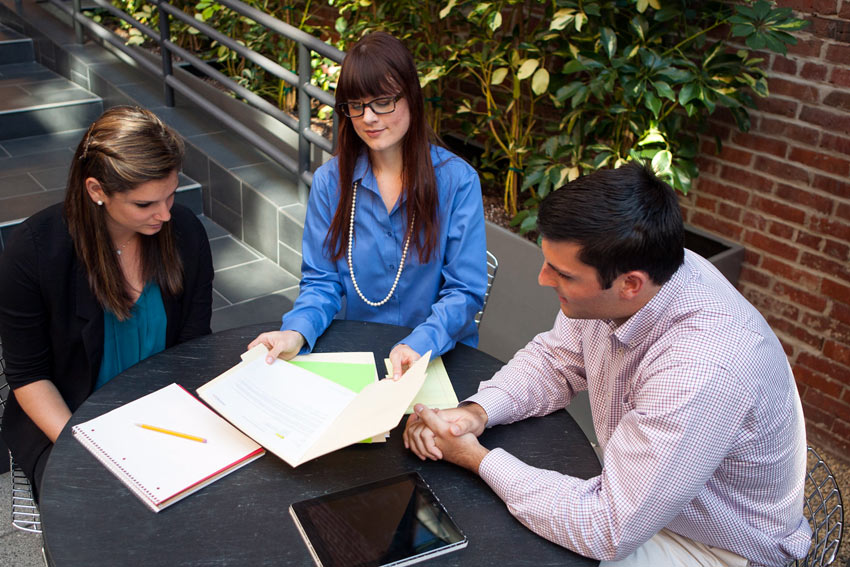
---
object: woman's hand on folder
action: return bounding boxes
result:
[389,344,421,380]
[247,330,306,364]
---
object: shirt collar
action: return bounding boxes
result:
[352,152,409,212]
[612,253,691,348]
[353,153,379,195]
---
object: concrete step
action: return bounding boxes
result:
[0,139,205,246]
[0,23,33,63]
[0,61,103,140]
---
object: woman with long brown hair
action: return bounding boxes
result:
[250,32,487,377]
[0,106,213,499]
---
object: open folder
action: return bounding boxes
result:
[197,346,431,468]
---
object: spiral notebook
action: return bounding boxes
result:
[72,383,265,512]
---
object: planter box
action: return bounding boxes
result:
[478,221,744,363]
[683,224,745,288]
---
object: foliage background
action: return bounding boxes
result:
[104,0,805,235]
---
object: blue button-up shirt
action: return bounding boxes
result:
[282,145,487,357]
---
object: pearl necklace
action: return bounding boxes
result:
[347,181,414,307]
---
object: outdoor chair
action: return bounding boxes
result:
[0,345,43,534]
[794,446,843,566]
[474,250,499,327]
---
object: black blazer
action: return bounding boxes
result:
[0,203,213,480]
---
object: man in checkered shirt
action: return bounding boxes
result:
[404,163,810,566]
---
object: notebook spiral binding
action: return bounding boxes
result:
[72,425,161,511]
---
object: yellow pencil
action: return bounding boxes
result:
[135,423,207,443]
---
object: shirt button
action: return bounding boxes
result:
[386,231,392,237]
[389,264,395,270]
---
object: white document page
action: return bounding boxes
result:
[200,356,355,460]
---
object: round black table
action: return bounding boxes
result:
[40,320,601,566]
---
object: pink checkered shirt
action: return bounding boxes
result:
[467,251,810,566]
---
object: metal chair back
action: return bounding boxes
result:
[795,447,843,566]
[474,250,499,327]
[0,346,43,534]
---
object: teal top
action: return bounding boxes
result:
[95,283,167,390]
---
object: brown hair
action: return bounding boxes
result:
[327,32,439,263]
[63,106,185,320]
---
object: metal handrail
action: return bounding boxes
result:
[49,0,344,201]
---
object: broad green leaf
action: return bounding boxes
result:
[517,58,539,80]
[561,59,585,74]
[575,12,587,31]
[487,11,502,32]
[509,209,529,227]
[471,2,491,17]
[652,81,675,100]
[601,27,617,59]
[519,212,538,234]
[572,85,589,107]
[555,166,570,189]
[678,83,698,105]
[584,3,601,16]
[644,91,661,117]
[521,169,545,190]
[555,81,584,102]
[439,0,456,19]
[746,34,767,50]
[531,68,550,95]
[592,152,614,169]
[763,33,788,55]
[630,16,647,41]
[491,67,509,85]
[636,0,648,13]
[731,23,755,38]
[638,131,666,146]
[651,150,672,174]
[420,67,444,87]
[550,8,575,31]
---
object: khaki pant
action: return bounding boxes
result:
[601,529,749,567]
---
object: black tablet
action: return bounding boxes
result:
[289,472,468,567]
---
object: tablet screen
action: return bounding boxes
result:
[290,472,467,567]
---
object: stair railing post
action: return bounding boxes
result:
[72,0,83,43]
[158,0,175,107]
[297,43,311,202]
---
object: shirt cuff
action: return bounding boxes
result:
[478,448,531,502]
[280,317,318,353]
[464,388,517,427]
[397,331,438,359]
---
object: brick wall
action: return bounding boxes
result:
[680,0,850,461]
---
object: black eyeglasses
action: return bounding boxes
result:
[336,94,402,118]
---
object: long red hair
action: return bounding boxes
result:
[326,32,439,264]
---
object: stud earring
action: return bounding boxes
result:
[97,200,103,206]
